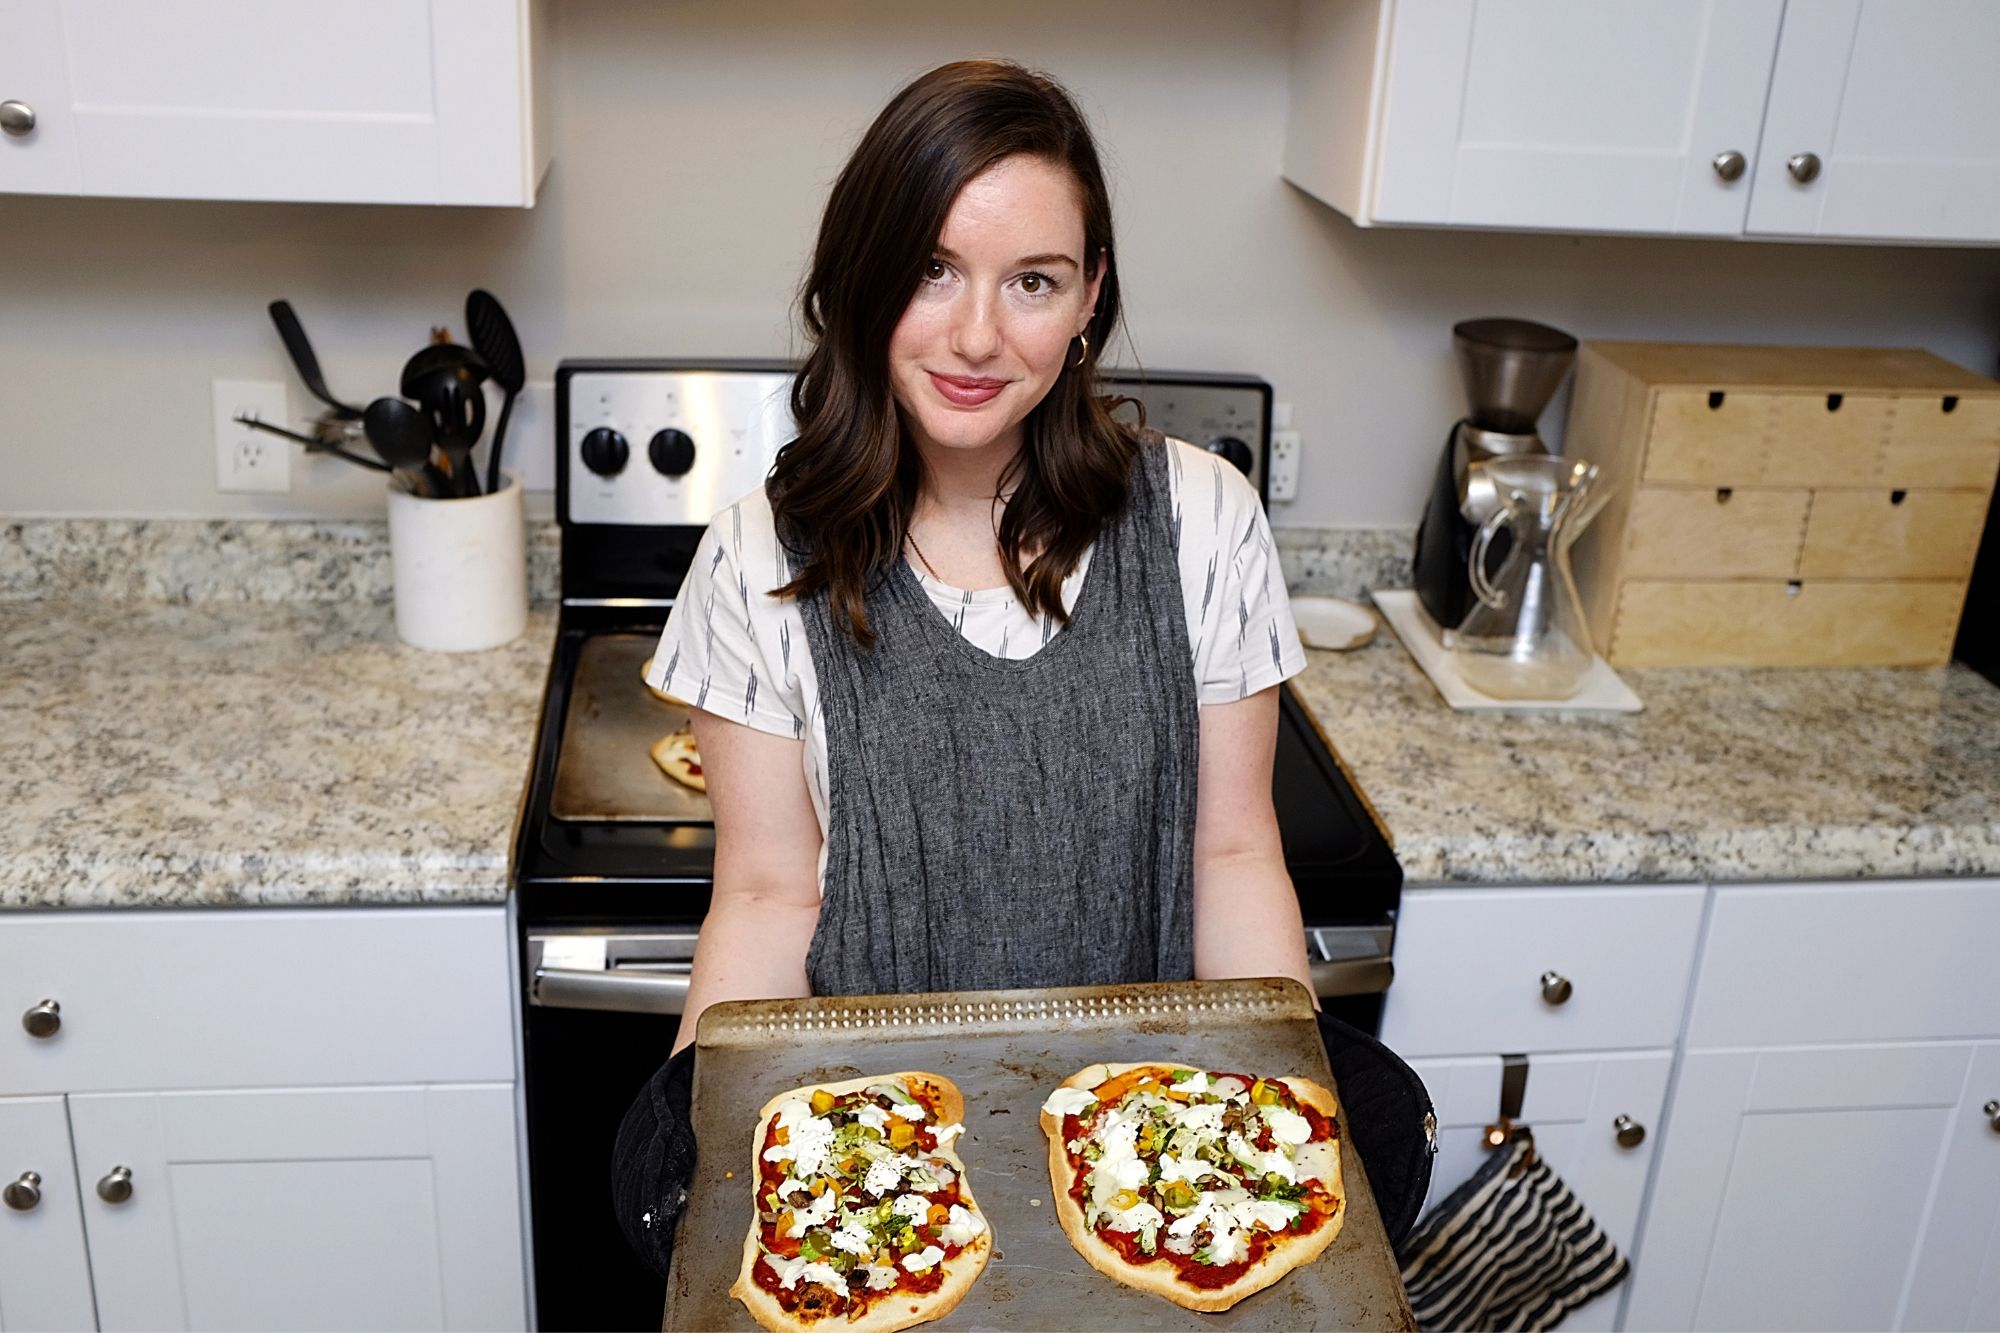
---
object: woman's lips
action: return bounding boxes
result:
[928,371,1008,408]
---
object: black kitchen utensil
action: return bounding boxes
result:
[267,300,367,421]
[363,396,447,498]
[466,289,525,496]
[234,413,390,472]
[401,343,489,497]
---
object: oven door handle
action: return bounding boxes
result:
[532,966,691,1016]
[1310,955,1394,999]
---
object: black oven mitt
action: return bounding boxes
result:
[611,1044,698,1279]
[1316,1009,1437,1246]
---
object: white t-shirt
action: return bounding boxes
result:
[645,438,1307,877]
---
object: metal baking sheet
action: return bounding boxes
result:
[666,979,1415,1331]
[551,633,713,822]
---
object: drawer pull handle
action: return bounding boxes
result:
[3,1172,40,1212]
[1711,150,1746,183]
[1941,395,1959,414]
[1825,393,1843,412]
[1890,490,1908,506]
[1538,971,1573,1005]
[96,1166,133,1205]
[21,999,60,1039]
[1707,390,1726,410]
[1984,1099,1999,1132]
[1613,1115,1646,1149]
[1714,487,1733,504]
[1787,152,1822,184]
[0,100,33,138]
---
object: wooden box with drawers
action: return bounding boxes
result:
[1565,343,2000,667]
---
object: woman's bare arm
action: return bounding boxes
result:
[1190,686,1318,1005]
[670,710,825,1054]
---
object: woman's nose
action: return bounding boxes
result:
[949,290,1002,362]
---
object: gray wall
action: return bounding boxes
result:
[3,0,1998,525]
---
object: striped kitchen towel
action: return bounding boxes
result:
[1395,1137,1630,1331]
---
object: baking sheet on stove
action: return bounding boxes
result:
[552,633,714,822]
[665,979,1415,1331]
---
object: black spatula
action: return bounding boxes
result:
[268,300,366,421]
[466,289,526,495]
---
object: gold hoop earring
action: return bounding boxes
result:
[1070,332,1090,369]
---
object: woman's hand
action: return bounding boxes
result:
[670,711,825,1054]
[1190,686,1318,1005]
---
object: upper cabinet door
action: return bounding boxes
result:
[1748,0,2000,242]
[6,0,550,206]
[1286,0,1784,235]
[0,2,82,194]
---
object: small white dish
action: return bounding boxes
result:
[1370,589,1643,713]
[1290,595,1378,651]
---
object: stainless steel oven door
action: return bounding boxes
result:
[527,924,1391,1016]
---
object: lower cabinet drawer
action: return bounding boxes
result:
[1,907,515,1094]
[1609,579,1966,667]
[1798,488,1990,581]
[1381,886,1704,1058]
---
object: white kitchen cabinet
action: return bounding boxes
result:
[2,906,528,1332]
[1624,878,2000,1331]
[68,1084,524,1332]
[1625,1041,2000,1331]
[1380,884,1705,1057]
[1286,0,2000,245]
[0,0,552,206]
[1410,1052,1672,1332]
[1748,0,2000,244]
[1285,0,1784,235]
[0,1096,95,1333]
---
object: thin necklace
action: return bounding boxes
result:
[904,529,943,582]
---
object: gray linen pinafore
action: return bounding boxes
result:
[796,435,1200,995]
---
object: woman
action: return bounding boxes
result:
[615,58,1428,1279]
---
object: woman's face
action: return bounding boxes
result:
[888,154,1104,462]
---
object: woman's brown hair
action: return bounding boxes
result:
[768,59,1134,646]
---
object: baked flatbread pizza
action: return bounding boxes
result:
[649,726,705,792]
[733,1073,992,1332]
[1039,1062,1345,1312]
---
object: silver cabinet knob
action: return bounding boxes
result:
[3,1171,41,1211]
[0,100,35,138]
[21,999,60,1039]
[1712,150,1746,182]
[1984,1099,1999,1132]
[1614,1114,1647,1149]
[1539,971,1573,1005]
[1787,152,1822,184]
[96,1166,133,1204]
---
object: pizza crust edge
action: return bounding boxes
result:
[1039,1061,1347,1314]
[729,1071,992,1333]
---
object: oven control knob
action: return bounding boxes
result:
[580,427,630,477]
[1204,435,1255,476]
[648,428,697,478]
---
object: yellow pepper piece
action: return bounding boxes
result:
[810,1089,837,1115]
[889,1121,917,1150]
[1251,1080,1281,1106]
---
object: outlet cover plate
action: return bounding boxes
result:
[213,379,291,493]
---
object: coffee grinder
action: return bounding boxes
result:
[1412,318,1579,633]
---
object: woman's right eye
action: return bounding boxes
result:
[922,259,948,282]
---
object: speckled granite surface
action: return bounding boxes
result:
[1293,632,2000,886]
[0,600,555,909]
[1,518,561,604]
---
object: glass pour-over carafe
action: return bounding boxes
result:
[1442,455,1610,700]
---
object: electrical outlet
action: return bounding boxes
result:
[213,379,291,493]
[1269,428,1301,502]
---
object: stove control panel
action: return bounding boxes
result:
[1101,371,1272,503]
[558,362,797,526]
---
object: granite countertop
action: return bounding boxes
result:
[0,599,556,910]
[3,587,1996,912]
[1291,630,2000,886]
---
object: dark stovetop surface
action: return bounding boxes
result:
[512,615,1401,927]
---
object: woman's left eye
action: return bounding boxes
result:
[1017,271,1060,296]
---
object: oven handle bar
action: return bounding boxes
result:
[530,957,1390,1017]
[532,966,691,1016]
